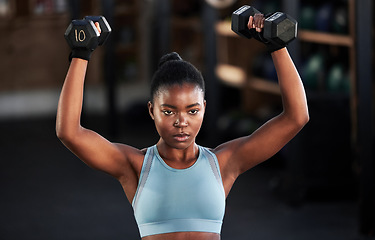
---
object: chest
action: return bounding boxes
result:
[133,155,225,223]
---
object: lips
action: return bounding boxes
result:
[173,133,190,142]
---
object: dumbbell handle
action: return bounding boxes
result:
[85,16,111,45]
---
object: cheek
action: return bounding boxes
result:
[188,114,205,132]
[195,117,204,131]
[153,115,172,134]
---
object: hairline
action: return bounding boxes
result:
[151,82,205,103]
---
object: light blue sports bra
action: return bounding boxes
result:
[132,145,226,238]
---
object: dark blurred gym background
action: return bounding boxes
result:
[0,0,373,239]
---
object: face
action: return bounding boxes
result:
[148,83,206,150]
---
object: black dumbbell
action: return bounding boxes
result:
[231,5,297,46]
[84,16,112,45]
[64,19,100,50]
[64,16,111,50]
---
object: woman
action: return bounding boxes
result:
[56,15,309,240]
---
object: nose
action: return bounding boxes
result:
[174,114,188,128]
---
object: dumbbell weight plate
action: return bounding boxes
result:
[231,5,261,39]
[85,16,112,45]
[64,19,100,50]
[263,12,297,46]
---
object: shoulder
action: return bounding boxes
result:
[199,144,232,171]
[210,140,241,162]
[117,144,149,163]
[209,139,248,175]
[114,144,150,176]
[200,146,219,160]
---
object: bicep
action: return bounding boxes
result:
[217,113,304,176]
[59,127,138,179]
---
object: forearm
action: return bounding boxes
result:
[56,58,88,139]
[272,48,309,124]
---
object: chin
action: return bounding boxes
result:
[167,139,195,150]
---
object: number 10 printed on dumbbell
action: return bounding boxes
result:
[74,28,87,43]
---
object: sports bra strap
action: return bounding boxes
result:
[132,147,154,209]
[204,148,223,187]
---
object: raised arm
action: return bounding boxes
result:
[56,21,142,187]
[215,13,309,191]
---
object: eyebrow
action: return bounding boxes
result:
[160,103,201,109]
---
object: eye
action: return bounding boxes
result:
[162,110,174,116]
[189,109,199,115]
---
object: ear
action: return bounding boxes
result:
[148,101,155,120]
[203,100,207,109]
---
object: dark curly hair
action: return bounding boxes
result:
[150,52,205,102]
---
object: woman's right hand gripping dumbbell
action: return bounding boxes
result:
[64,16,110,62]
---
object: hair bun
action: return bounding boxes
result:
[158,52,183,68]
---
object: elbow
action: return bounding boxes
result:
[56,123,75,144]
[55,115,81,145]
[56,128,65,141]
[55,120,64,140]
[295,110,310,129]
[56,129,77,148]
[56,126,68,142]
[283,109,309,131]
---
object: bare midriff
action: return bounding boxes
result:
[143,232,221,240]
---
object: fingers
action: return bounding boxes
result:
[94,22,101,34]
[254,13,264,32]
[248,14,265,32]
[248,16,253,30]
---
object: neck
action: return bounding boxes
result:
[156,139,199,166]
